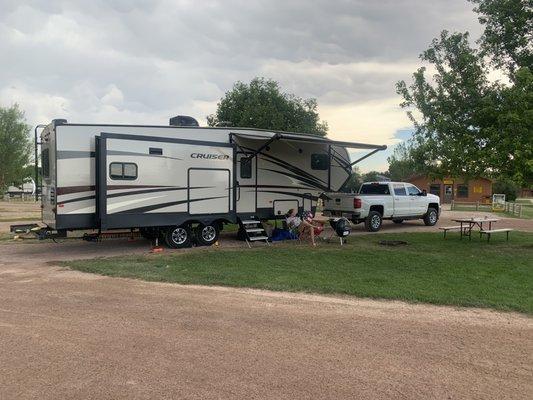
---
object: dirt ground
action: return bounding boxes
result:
[1,202,532,399]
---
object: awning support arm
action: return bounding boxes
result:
[243,133,282,159]
[349,148,384,166]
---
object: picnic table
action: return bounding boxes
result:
[451,217,500,240]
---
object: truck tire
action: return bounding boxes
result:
[196,223,220,246]
[423,208,438,226]
[392,219,404,224]
[365,211,382,232]
[165,224,192,248]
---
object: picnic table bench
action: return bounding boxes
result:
[480,228,513,242]
[439,226,462,238]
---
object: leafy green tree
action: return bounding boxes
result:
[361,170,390,182]
[387,141,428,181]
[0,104,32,191]
[396,31,496,179]
[396,0,533,187]
[207,77,328,136]
[493,178,521,201]
[469,0,532,75]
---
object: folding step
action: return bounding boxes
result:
[245,228,264,233]
[248,236,269,241]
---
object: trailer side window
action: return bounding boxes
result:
[41,148,50,179]
[311,154,329,170]
[240,157,252,179]
[109,162,138,180]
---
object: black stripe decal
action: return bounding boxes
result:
[115,196,228,214]
[58,187,214,205]
[256,190,319,201]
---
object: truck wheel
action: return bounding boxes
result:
[165,224,192,248]
[365,211,382,232]
[423,208,438,226]
[392,219,404,224]
[196,223,220,246]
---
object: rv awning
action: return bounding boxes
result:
[230,130,386,150]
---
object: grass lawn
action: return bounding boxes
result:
[63,232,533,314]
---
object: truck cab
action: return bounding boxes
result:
[323,181,441,232]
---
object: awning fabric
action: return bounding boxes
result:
[230,130,386,150]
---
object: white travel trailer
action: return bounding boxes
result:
[35,117,385,247]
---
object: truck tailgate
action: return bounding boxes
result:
[323,193,355,211]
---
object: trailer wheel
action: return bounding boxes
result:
[165,225,192,248]
[196,223,220,246]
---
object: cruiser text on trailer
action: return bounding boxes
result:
[34,116,386,248]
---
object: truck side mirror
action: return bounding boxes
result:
[421,189,427,196]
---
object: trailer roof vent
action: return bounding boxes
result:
[169,115,199,127]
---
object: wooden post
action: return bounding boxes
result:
[476,201,479,211]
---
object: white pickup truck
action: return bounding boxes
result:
[322,181,441,232]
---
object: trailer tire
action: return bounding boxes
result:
[423,207,438,226]
[365,211,382,232]
[165,225,192,248]
[195,223,220,246]
[392,219,404,224]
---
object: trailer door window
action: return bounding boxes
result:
[109,162,137,180]
[41,148,50,179]
[240,157,252,179]
[311,154,329,170]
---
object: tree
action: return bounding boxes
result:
[387,141,427,181]
[361,170,390,182]
[207,77,328,136]
[396,3,533,187]
[396,31,496,179]
[0,104,32,191]
[469,0,533,75]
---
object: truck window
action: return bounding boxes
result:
[406,185,421,196]
[359,184,390,195]
[393,184,406,196]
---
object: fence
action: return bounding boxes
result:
[450,201,492,211]
[504,202,523,218]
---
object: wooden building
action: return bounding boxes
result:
[408,176,493,204]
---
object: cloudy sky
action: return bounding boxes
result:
[0,0,482,171]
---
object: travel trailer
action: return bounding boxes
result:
[33,117,385,247]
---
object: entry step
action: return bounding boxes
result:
[248,236,269,241]
[241,220,260,225]
[245,228,264,233]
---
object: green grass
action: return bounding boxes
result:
[0,216,40,222]
[62,232,533,314]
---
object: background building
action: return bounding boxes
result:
[408,176,493,204]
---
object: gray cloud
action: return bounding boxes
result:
[0,0,480,130]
